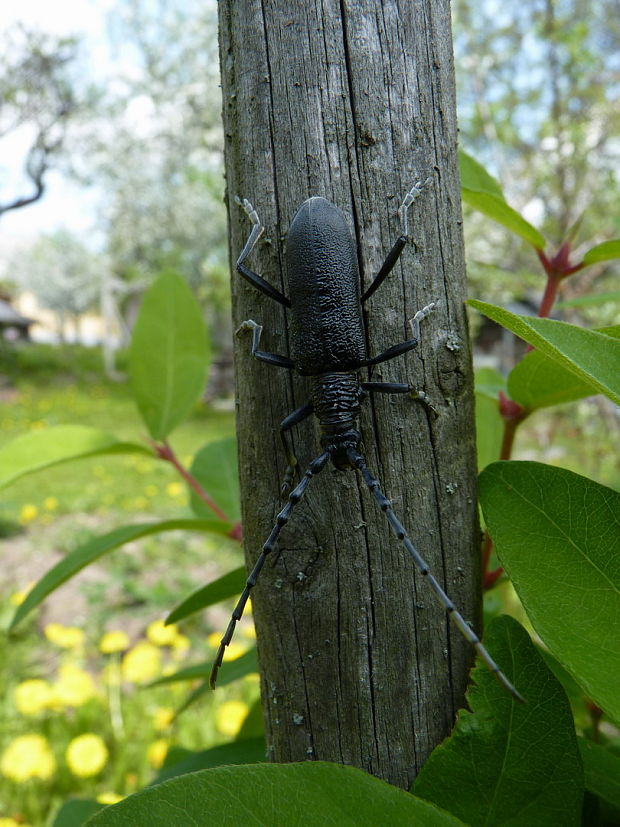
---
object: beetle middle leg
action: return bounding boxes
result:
[237,319,294,369]
[361,302,436,368]
[210,449,330,688]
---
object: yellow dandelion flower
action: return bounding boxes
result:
[97,792,124,805]
[121,641,162,683]
[171,633,190,654]
[165,482,183,498]
[147,739,168,769]
[19,504,38,525]
[14,679,53,716]
[65,733,108,778]
[215,700,250,737]
[52,664,97,707]
[9,581,34,606]
[240,624,257,640]
[153,707,175,731]
[144,484,159,497]
[207,631,221,648]
[44,623,85,649]
[147,619,178,647]
[99,630,130,654]
[43,496,58,511]
[0,734,56,782]
[0,818,33,827]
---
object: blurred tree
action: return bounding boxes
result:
[0,26,79,217]
[10,231,104,343]
[453,0,620,321]
[72,0,228,347]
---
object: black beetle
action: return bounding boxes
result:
[210,183,523,702]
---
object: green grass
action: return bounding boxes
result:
[0,345,255,827]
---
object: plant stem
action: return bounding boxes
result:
[155,440,230,523]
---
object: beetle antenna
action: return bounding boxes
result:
[347,447,525,703]
[210,450,330,689]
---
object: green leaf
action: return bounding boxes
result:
[0,425,149,490]
[189,437,240,522]
[148,647,258,689]
[579,738,620,810]
[479,462,620,724]
[165,566,245,625]
[582,239,620,265]
[469,300,620,405]
[10,519,230,630]
[86,762,464,827]
[474,367,505,471]
[129,271,210,440]
[150,738,266,786]
[459,150,505,199]
[508,325,620,410]
[51,798,105,826]
[461,191,545,249]
[413,616,583,826]
[557,291,620,308]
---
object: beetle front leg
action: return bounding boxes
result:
[362,381,438,418]
[279,402,314,495]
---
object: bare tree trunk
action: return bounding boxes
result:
[218,0,478,789]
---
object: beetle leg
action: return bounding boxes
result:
[362,178,432,304]
[361,302,436,367]
[347,447,525,704]
[361,382,438,418]
[237,319,294,369]
[279,402,314,496]
[210,450,331,689]
[236,196,291,308]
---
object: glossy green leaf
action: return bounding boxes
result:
[479,462,620,724]
[413,616,583,826]
[578,738,620,810]
[165,566,245,625]
[10,519,230,630]
[51,798,104,826]
[474,367,505,471]
[0,425,149,490]
[189,437,240,523]
[459,150,505,199]
[508,325,620,410]
[129,271,210,440]
[150,738,265,786]
[461,191,545,249]
[148,647,257,688]
[86,762,464,827]
[582,239,620,265]
[469,300,620,405]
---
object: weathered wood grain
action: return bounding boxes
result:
[218,0,478,788]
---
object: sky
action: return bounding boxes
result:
[0,0,116,248]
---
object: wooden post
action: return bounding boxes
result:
[218,0,478,788]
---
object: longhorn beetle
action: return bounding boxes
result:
[210,181,523,702]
